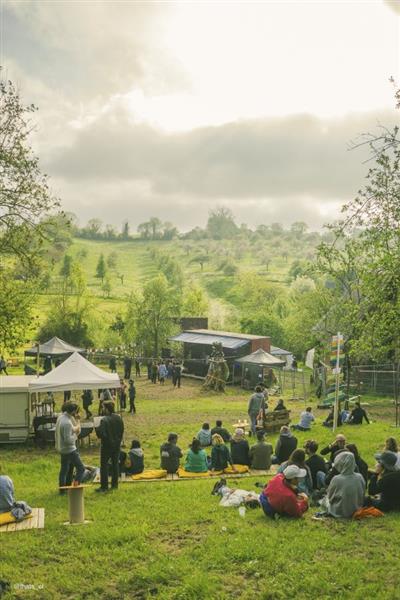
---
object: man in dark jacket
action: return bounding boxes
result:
[211,420,231,442]
[123,356,132,380]
[320,434,346,465]
[304,439,327,489]
[273,426,297,464]
[368,451,400,511]
[96,401,124,492]
[348,402,370,425]
[160,433,182,474]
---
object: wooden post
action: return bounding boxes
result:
[60,485,88,524]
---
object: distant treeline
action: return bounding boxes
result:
[72,208,333,243]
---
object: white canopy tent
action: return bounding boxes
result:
[29,352,120,393]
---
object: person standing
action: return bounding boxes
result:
[109,355,117,373]
[151,362,158,384]
[172,362,182,388]
[55,403,85,492]
[119,380,127,410]
[123,356,132,380]
[0,356,8,375]
[135,358,141,377]
[128,379,136,414]
[96,401,124,492]
[158,362,168,385]
[247,386,265,436]
[43,355,52,374]
[82,389,94,420]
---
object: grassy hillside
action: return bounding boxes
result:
[33,235,315,335]
[1,378,400,599]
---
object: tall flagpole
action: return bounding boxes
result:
[332,332,341,433]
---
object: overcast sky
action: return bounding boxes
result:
[1,0,400,231]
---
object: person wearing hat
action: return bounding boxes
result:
[260,464,309,518]
[321,434,347,466]
[230,428,250,466]
[324,451,365,518]
[368,451,400,512]
[272,426,298,465]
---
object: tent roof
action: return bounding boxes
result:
[0,376,33,392]
[236,348,286,366]
[270,346,293,356]
[29,352,120,392]
[25,337,84,357]
[170,331,249,349]
[186,329,268,341]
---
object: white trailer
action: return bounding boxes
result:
[0,376,33,443]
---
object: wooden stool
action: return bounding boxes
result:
[60,485,90,525]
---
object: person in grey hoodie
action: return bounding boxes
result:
[55,403,85,491]
[248,386,266,435]
[326,451,365,518]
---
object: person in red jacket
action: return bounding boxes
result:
[260,465,309,518]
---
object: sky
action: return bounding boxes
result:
[1,0,400,232]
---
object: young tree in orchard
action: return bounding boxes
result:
[126,275,181,356]
[60,254,73,278]
[96,254,107,283]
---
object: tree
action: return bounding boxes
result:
[96,254,107,283]
[149,217,162,240]
[290,222,308,237]
[191,254,209,271]
[206,207,238,240]
[0,74,60,273]
[102,275,112,298]
[121,220,130,240]
[86,218,103,238]
[137,221,151,239]
[162,222,178,240]
[127,274,181,355]
[107,252,118,270]
[241,313,286,348]
[60,254,73,278]
[182,285,209,316]
[0,272,36,354]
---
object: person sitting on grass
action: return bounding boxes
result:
[384,437,400,469]
[0,467,31,519]
[272,426,298,465]
[321,434,347,466]
[211,420,231,442]
[304,440,327,490]
[348,401,370,425]
[274,399,286,411]
[345,443,369,484]
[260,465,309,519]
[249,431,273,471]
[278,449,313,495]
[316,452,365,519]
[322,407,342,428]
[196,423,212,447]
[292,407,315,431]
[368,451,400,512]
[211,434,235,472]
[160,433,183,474]
[184,438,209,473]
[230,428,250,466]
[120,440,144,476]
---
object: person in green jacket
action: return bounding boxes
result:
[184,439,209,472]
[211,434,236,472]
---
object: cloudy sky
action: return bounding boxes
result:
[1,1,400,231]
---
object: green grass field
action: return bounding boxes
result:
[1,377,400,599]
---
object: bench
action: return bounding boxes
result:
[257,409,291,434]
